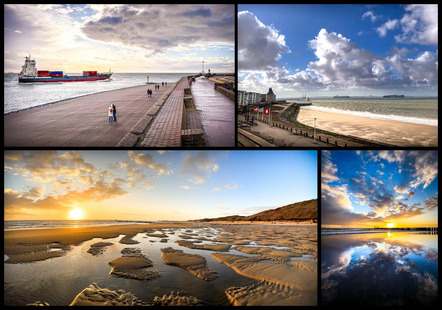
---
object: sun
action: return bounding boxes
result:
[386,222,394,228]
[69,208,83,220]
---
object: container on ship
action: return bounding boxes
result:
[18,56,112,83]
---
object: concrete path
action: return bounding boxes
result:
[4,84,174,147]
[191,76,235,147]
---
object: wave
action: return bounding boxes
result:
[301,105,438,127]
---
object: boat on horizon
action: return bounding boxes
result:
[18,56,112,83]
[383,94,404,98]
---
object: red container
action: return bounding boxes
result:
[83,71,97,76]
[37,70,50,77]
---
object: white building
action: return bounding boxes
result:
[238,90,261,107]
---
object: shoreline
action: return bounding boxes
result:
[297,108,438,147]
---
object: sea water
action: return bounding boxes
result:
[289,97,438,126]
[4,73,193,114]
[321,231,438,306]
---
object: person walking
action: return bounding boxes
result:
[112,104,117,122]
[108,105,113,122]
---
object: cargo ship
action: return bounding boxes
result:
[383,94,404,98]
[18,56,112,83]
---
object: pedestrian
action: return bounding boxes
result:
[149,89,152,97]
[162,82,164,87]
[112,104,117,122]
[147,88,149,95]
[108,105,113,122]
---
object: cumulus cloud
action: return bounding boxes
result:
[395,4,438,45]
[238,10,289,71]
[238,10,438,94]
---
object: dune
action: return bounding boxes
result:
[161,247,216,281]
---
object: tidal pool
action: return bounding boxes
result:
[321,231,438,306]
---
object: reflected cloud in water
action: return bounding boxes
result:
[321,232,438,306]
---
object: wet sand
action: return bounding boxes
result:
[298,108,438,147]
[4,222,317,306]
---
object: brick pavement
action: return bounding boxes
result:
[139,77,190,147]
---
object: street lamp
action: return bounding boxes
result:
[314,118,317,144]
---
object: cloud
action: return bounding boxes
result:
[362,11,380,23]
[180,185,191,190]
[180,151,220,185]
[376,19,399,37]
[4,151,132,217]
[238,10,438,94]
[322,150,438,227]
[395,4,438,45]
[238,10,289,71]
[82,4,234,55]
[128,151,168,175]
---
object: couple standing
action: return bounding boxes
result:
[108,104,117,122]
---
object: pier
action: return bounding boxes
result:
[4,83,174,147]
[4,75,234,147]
[190,76,235,146]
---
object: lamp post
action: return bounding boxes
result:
[314,118,317,144]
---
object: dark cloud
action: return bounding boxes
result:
[81,5,233,55]
[182,8,211,18]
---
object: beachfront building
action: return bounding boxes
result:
[266,88,276,102]
[238,90,261,107]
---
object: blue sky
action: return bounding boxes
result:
[238,4,438,97]
[4,150,317,221]
[322,150,438,228]
[4,4,234,73]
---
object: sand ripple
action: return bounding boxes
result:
[69,283,148,306]
[161,247,216,281]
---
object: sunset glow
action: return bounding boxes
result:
[322,150,438,228]
[69,208,83,220]
[4,150,318,221]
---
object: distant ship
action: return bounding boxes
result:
[18,56,112,83]
[383,94,404,98]
[333,95,350,98]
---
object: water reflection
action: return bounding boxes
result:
[321,232,438,306]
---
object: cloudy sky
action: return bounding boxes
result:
[322,150,438,228]
[4,150,317,221]
[4,4,234,73]
[238,4,438,97]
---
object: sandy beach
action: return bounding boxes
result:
[4,222,317,306]
[297,108,438,147]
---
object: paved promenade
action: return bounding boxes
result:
[191,76,235,147]
[4,84,174,147]
[139,77,188,147]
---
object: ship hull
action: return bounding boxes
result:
[19,74,112,83]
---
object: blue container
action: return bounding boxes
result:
[51,71,63,74]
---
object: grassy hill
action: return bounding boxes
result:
[199,199,317,222]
